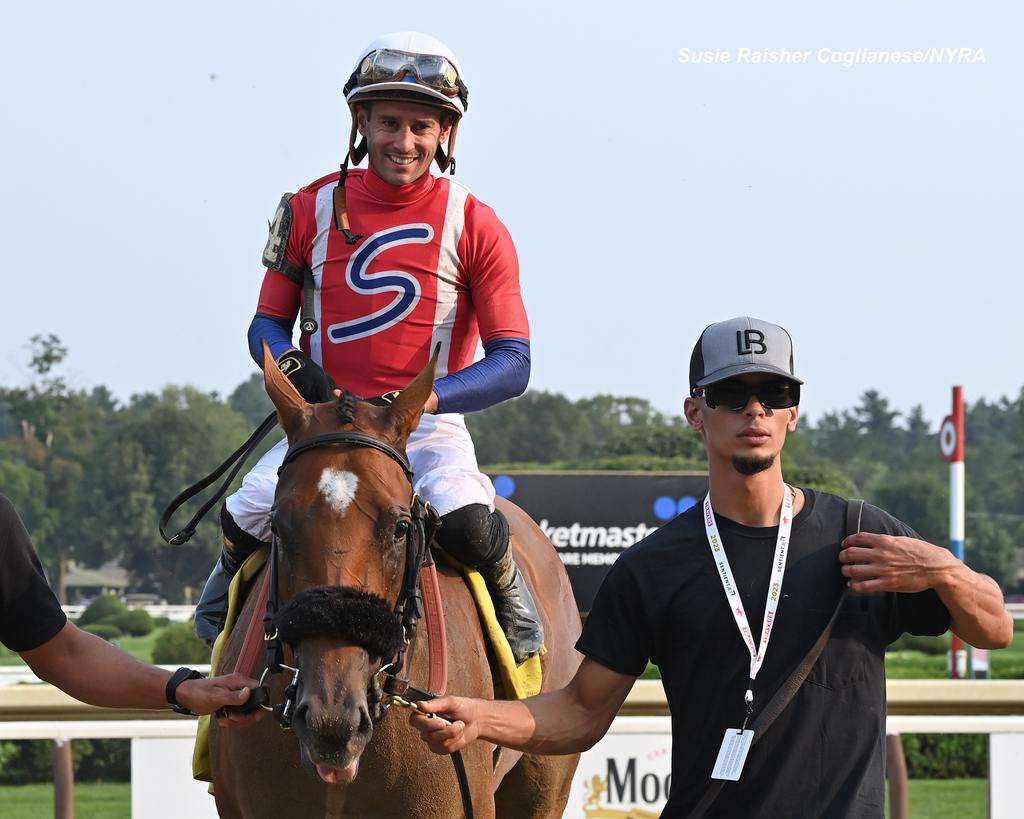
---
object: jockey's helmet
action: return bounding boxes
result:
[343,32,468,173]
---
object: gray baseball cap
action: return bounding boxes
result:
[689,317,803,392]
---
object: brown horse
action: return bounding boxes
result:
[208,348,582,818]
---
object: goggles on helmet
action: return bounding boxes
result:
[345,49,469,109]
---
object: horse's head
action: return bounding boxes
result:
[261,343,434,784]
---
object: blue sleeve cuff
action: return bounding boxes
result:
[248,314,296,366]
[432,337,530,414]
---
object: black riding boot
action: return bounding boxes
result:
[438,504,544,664]
[193,505,267,646]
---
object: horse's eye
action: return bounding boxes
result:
[394,520,410,540]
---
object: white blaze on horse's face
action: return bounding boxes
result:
[318,468,359,514]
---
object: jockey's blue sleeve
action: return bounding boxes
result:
[432,337,531,414]
[248,313,296,365]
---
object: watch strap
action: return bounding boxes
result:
[166,666,204,715]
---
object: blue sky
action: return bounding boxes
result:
[2,1,1020,427]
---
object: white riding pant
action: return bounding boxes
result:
[224,413,496,543]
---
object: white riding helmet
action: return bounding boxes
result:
[343,32,468,172]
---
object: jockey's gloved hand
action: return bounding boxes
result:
[276,349,337,404]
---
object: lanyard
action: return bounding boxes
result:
[703,485,794,711]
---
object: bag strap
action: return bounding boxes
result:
[686,498,865,819]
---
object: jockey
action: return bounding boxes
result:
[194,32,543,663]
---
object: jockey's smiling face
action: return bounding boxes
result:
[357,100,452,186]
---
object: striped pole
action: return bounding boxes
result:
[938,386,965,678]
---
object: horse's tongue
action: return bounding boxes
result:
[315,760,359,784]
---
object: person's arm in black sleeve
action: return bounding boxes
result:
[839,515,1012,649]
[1,496,259,719]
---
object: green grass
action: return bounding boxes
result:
[0,782,129,818]
[888,778,986,818]
[110,630,163,664]
[0,780,987,818]
[0,779,986,819]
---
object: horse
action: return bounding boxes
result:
[208,346,583,818]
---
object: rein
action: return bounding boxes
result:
[159,411,278,545]
[258,430,474,819]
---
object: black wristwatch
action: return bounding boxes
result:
[166,666,205,715]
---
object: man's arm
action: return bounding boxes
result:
[840,532,1013,648]
[409,658,635,755]
[20,622,258,720]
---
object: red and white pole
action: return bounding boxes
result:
[938,386,965,678]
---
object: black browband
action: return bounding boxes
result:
[279,431,414,481]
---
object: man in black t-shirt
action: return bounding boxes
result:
[1,495,259,718]
[410,317,1013,818]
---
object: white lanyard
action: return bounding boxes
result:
[703,485,794,709]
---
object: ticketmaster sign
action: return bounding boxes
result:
[488,471,708,613]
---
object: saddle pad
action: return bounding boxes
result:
[192,546,270,784]
[457,565,544,700]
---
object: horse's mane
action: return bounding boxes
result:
[336,391,358,425]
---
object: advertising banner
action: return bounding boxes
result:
[564,717,673,818]
[487,471,707,612]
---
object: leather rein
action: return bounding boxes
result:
[258,430,475,819]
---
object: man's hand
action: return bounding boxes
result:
[277,349,337,403]
[839,532,956,594]
[840,531,1013,648]
[410,696,481,754]
[175,672,262,724]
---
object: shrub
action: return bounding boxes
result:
[0,739,129,785]
[900,734,987,778]
[112,608,155,637]
[889,633,950,655]
[82,623,123,641]
[153,616,172,627]
[152,622,211,665]
[78,594,126,626]
[76,739,130,782]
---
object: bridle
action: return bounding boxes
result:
[262,430,438,721]
[258,430,474,818]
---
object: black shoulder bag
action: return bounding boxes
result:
[685,499,865,819]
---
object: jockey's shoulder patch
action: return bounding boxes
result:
[261,193,306,284]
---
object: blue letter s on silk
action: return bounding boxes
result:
[327,224,433,343]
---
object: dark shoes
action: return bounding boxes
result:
[485,544,544,664]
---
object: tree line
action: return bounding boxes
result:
[2,335,1021,599]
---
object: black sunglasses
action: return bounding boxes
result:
[692,379,800,411]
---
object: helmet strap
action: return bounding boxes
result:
[435,120,460,175]
[348,117,369,167]
[332,155,364,245]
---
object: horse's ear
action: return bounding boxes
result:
[385,346,438,442]
[262,341,310,436]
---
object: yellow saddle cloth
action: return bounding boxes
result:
[192,549,543,783]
